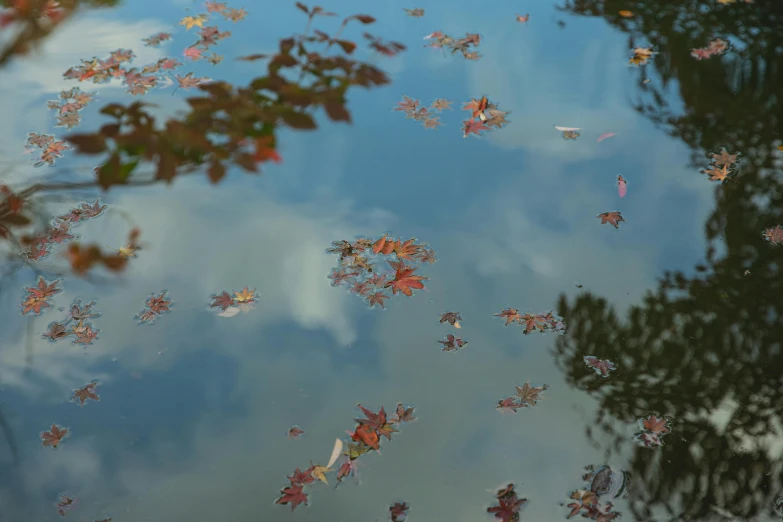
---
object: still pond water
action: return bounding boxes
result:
[1,0,782,520]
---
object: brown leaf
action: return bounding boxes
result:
[66,133,107,154]
[324,101,351,122]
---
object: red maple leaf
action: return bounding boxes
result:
[497,397,522,413]
[351,424,380,450]
[275,483,308,511]
[367,291,389,308]
[25,276,62,300]
[390,501,410,522]
[210,291,235,310]
[462,96,488,118]
[462,118,489,137]
[287,467,315,486]
[146,292,171,314]
[494,308,521,326]
[385,261,427,296]
[487,486,527,522]
[642,415,670,434]
[41,424,68,448]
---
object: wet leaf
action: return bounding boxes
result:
[597,211,624,229]
[41,424,68,448]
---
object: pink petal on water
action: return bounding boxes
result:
[597,132,616,143]
[617,175,627,198]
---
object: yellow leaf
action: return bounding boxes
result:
[777,145,783,152]
[233,286,256,303]
[311,465,331,485]
[180,15,207,30]
[618,10,633,17]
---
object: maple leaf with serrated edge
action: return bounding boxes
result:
[515,382,549,406]
[385,261,427,296]
[494,308,522,326]
[462,96,488,118]
[584,356,617,378]
[439,311,462,326]
[180,14,208,30]
[487,485,527,522]
[597,211,624,229]
[233,286,257,303]
[287,467,315,486]
[431,98,452,111]
[275,483,308,511]
[642,414,670,434]
[701,164,731,182]
[24,276,62,300]
[462,119,488,137]
[390,502,410,522]
[205,1,227,12]
[711,148,738,166]
[41,424,68,448]
[367,291,389,308]
[762,225,783,245]
[355,404,397,440]
[497,397,523,413]
[73,382,100,406]
[210,291,235,310]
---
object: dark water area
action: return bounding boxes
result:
[0,0,782,521]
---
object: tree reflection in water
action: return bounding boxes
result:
[553,0,783,520]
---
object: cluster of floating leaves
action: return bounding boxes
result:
[22,200,106,260]
[497,382,549,413]
[423,30,482,60]
[134,291,173,325]
[275,403,416,511]
[389,501,410,522]
[63,47,210,96]
[42,298,101,346]
[327,234,435,308]
[393,96,452,129]
[61,3,245,95]
[437,312,467,351]
[583,356,617,378]
[690,38,730,60]
[634,414,672,448]
[700,147,740,183]
[46,87,96,130]
[209,286,258,317]
[494,308,566,335]
[23,132,69,167]
[565,465,627,520]
[487,483,527,522]
[461,96,512,138]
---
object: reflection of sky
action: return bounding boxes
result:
[0,0,739,520]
